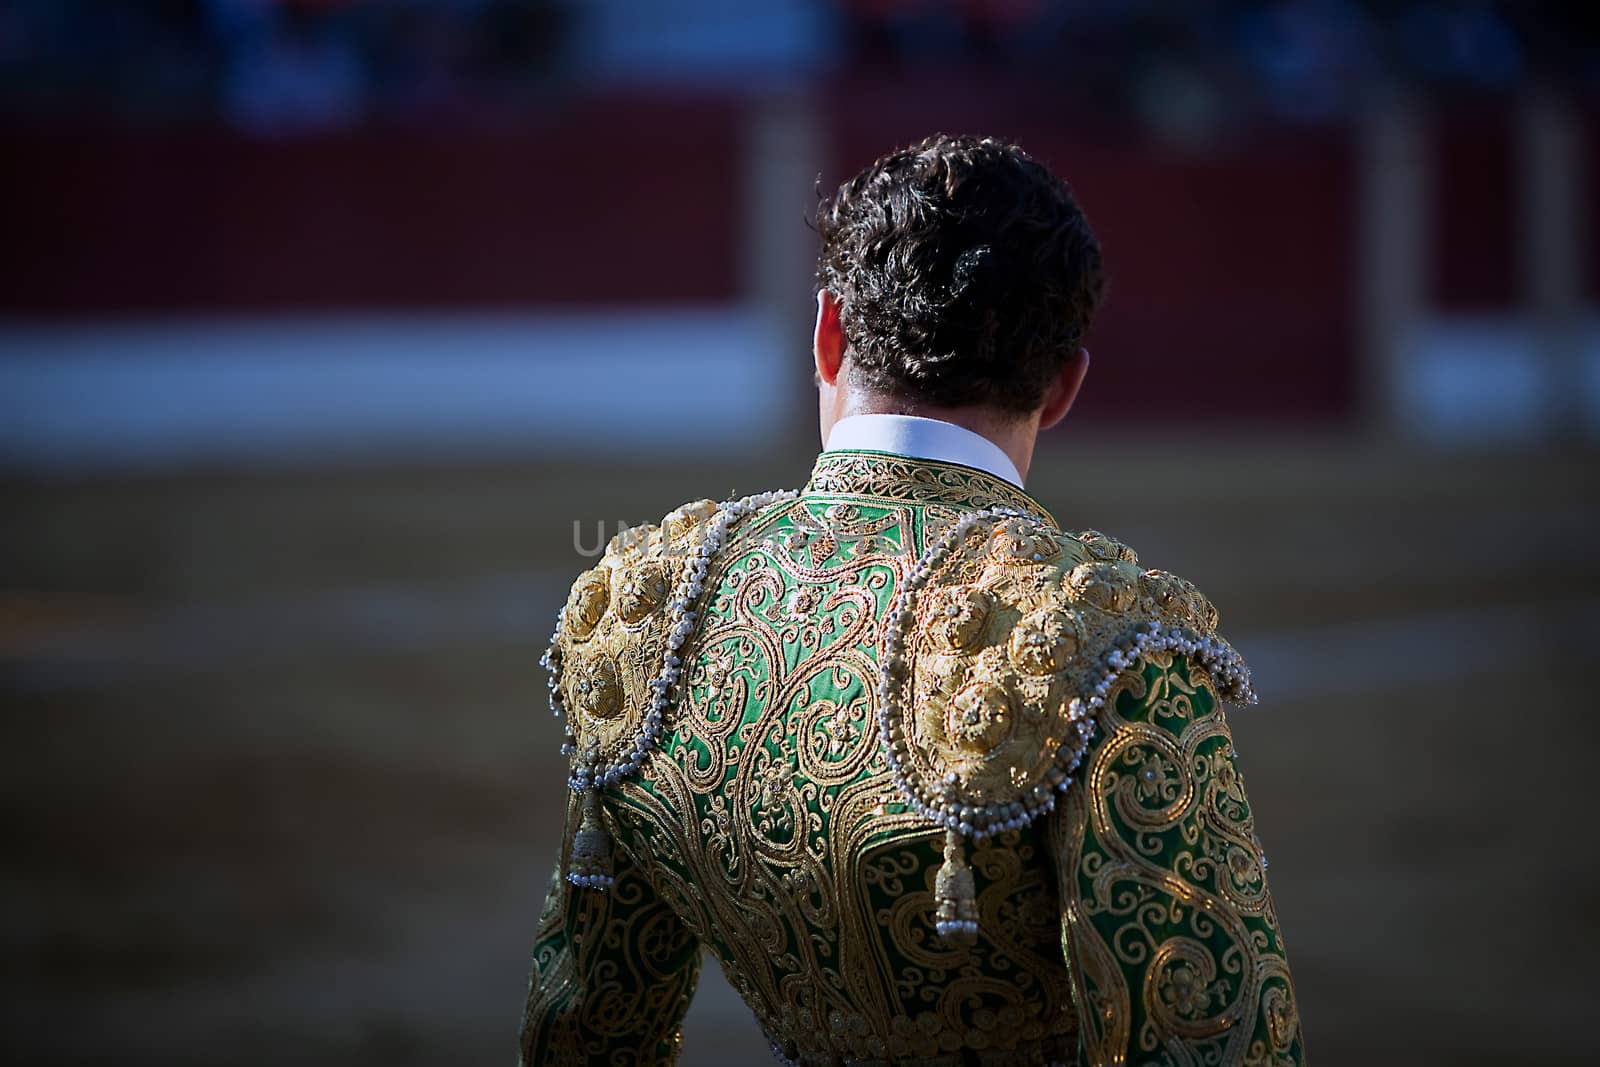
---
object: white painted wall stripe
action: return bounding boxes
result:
[0,311,795,470]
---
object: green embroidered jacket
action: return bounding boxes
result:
[520,451,1304,1066]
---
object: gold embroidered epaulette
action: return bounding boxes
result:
[875,508,1256,942]
[541,491,796,888]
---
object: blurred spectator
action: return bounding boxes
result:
[0,0,571,128]
[1392,0,1522,91]
[1236,0,1377,120]
[0,1,1592,133]
[215,2,366,133]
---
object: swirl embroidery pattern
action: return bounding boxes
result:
[1053,654,1303,1066]
[806,451,1050,519]
[520,796,703,1067]
[607,492,1081,1065]
[520,452,1303,1067]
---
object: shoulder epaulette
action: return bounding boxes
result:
[542,491,797,887]
[546,499,717,778]
[876,509,1254,941]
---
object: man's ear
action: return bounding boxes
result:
[814,290,845,386]
[1038,348,1091,430]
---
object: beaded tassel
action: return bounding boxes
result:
[933,826,978,944]
[567,789,615,890]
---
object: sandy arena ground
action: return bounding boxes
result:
[4,440,1598,1065]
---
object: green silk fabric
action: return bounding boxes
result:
[520,454,1303,1066]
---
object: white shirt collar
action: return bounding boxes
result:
[823,413,1025,488]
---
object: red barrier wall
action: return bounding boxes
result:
[1,89,1364,424]
[0,97,744,314]
[1430,107,1517,312]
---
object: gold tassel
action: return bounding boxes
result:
[567,790,615,890]
[934,827,978,944]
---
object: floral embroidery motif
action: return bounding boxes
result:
[1053,653,1302,1064]
[523,452,1303,1066]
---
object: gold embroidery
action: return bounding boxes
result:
[883,514,1241,833]
[598,485,1081,1063]
[557,500,718,781]
[1053,656,1303,1064]
[806,450,1051,519]
[532,453,1300,1065]
[520,796,702,1066]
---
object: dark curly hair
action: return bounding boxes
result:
[815,134,1105,413]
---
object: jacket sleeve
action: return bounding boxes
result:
[519,793,702,1067]
[1051,652,1305,1065]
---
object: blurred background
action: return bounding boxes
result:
[2,1,1598,1064]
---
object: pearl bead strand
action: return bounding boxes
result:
[544,490,799,794]
[875,508,1257,843]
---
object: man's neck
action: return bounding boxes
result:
[836,392,1041,483]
